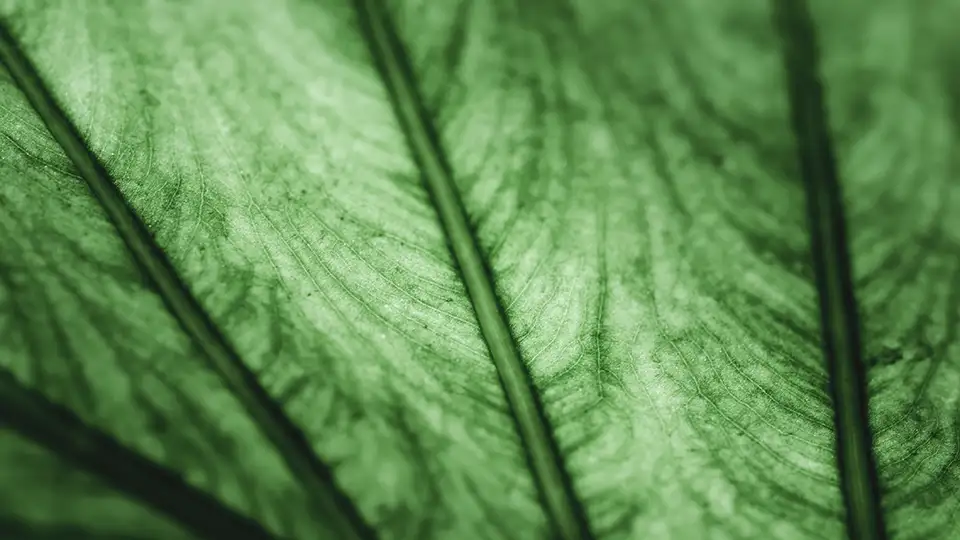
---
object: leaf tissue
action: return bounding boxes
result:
[0,0,957,539]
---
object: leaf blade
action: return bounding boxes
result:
[8,0,950,537]
[0,19,375,540]
[810,0,960,537]
[771,1,886,538]
[0,0,543,537]
[0,432,198,540]
[0,372,281,540]
[350,2,593,539]
[386,0,846,536]
[0,51,331,540]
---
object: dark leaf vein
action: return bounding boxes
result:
[0,371,280,540]
[0,21,375,540]
[772,2,887,539]
[349,1,595,539]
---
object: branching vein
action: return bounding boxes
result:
[0,21,375,540]
[0,371,281,540]
[349,2,594,539]
[772,2,887,539]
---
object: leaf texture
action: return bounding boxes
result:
[0,45,328,540]
[773,1,884,537]
[811,0,960,538]
[0,1,539,538]
[0,432,196,540]
[0,0,958,539]
[387,0,843,537]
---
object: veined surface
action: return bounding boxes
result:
[0,0,957,539]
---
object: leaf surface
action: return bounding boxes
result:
[0,0,957,539]
[811,0,960,537]
[0,0,537,538]
[386,0,842,538]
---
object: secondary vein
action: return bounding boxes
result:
[0,21,375,540]
[0,371,282,540]
[772,2,888,539]
[349,2,594,539]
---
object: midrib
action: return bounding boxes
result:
[0,19,373,540]
[348,2,596,539]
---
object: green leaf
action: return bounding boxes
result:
[810,0,960,538]
[0,0,956,539]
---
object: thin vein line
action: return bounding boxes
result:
[0,371,283,540]
[772,2,887,539]
[350,2,594,539]
[0,21,375,540]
